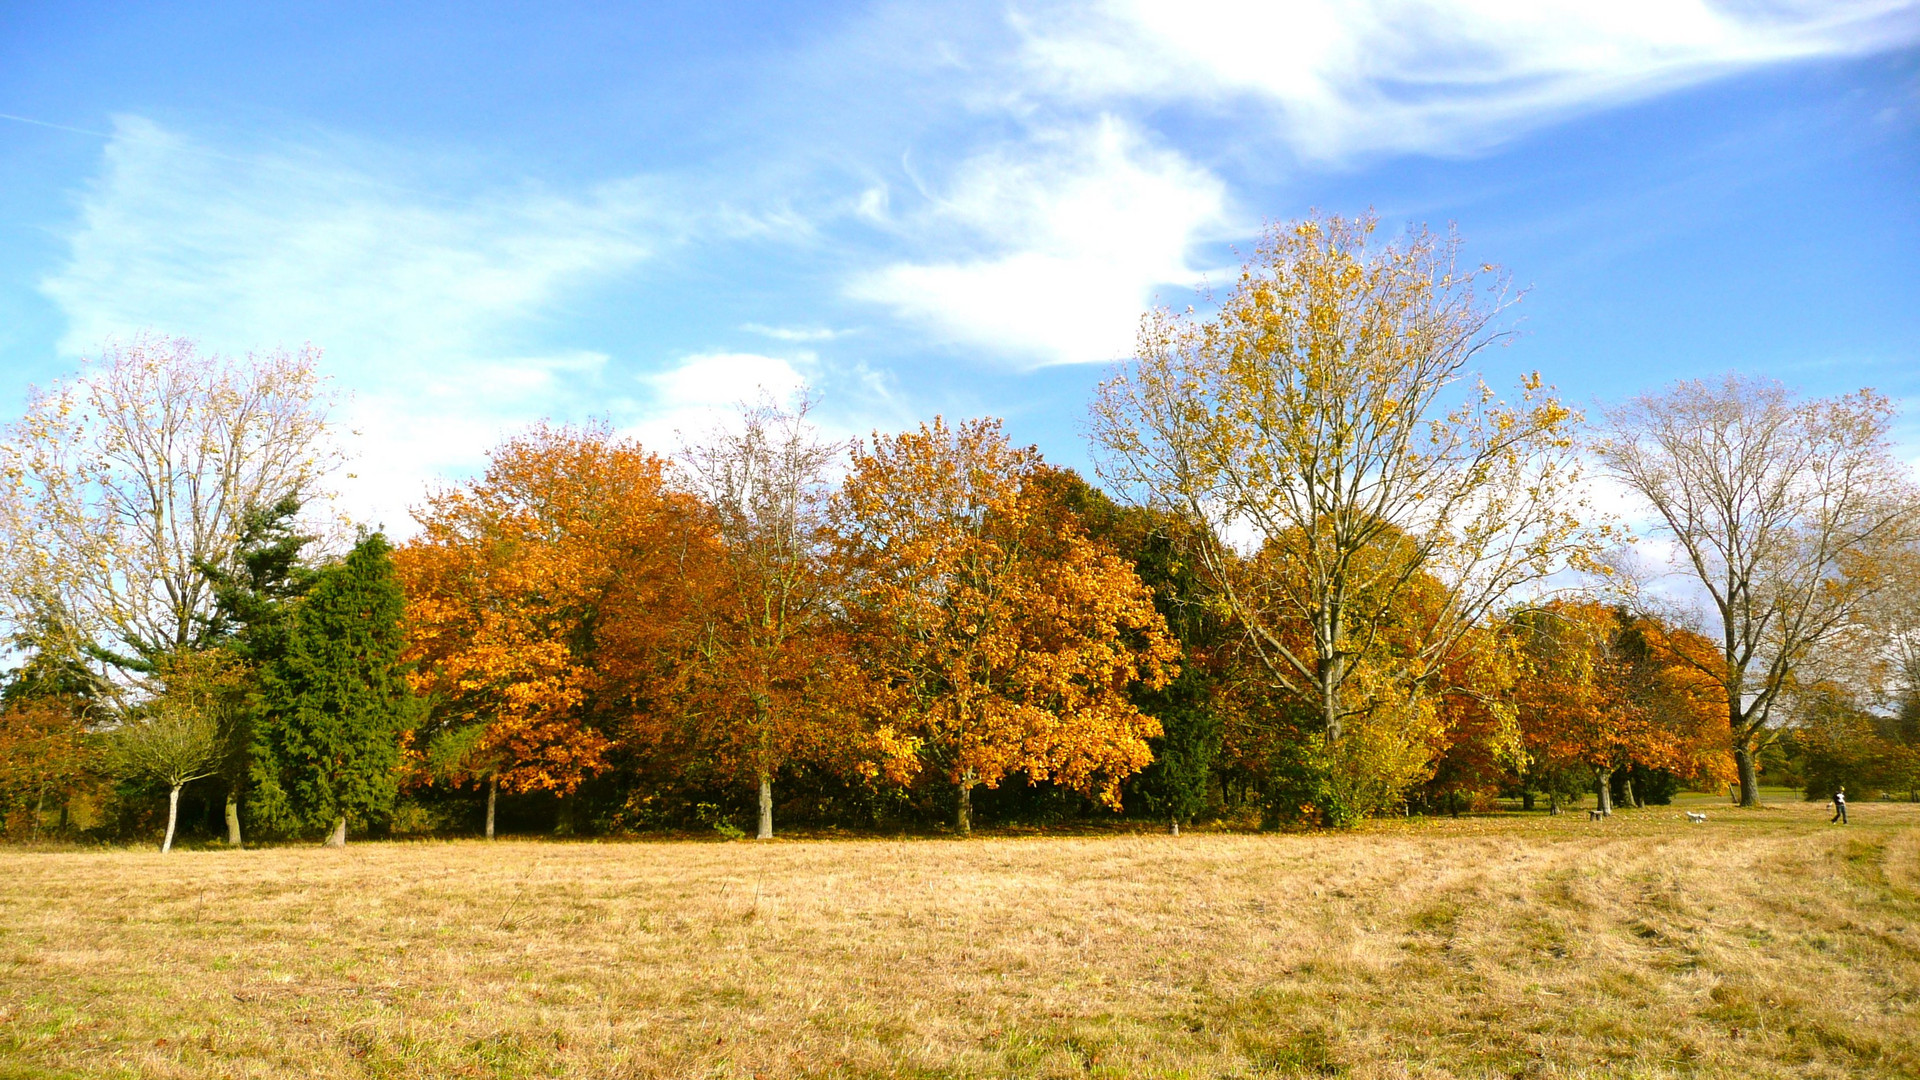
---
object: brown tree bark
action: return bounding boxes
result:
[225,789,242,847]
[955,772,974,837]
[1734,746,1760,807]
[485,776,497,840]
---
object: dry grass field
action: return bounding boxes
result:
[1,801,1916,1079]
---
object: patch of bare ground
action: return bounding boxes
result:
[1,801,1916,1078]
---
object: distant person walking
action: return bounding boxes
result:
[1831,787,1848,824]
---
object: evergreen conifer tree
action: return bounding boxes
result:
[251,531,417,845]
[197,495,318,844]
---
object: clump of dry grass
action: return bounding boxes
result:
[2,801,1915,1078]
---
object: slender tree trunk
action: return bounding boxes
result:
[1595,770,1613,815]
[162,784,182,853]
[58,796,69,832]
[1548,790,1560,816]
[324,815,347,848]
[1734,746,1760,807]
[1319,652,1344,744]
[1622,776,1638,810]
[1169,815,1179,836]
[485,775,497,840]
[32,788,45,837]
[756,773,773,840]
[225,789,242,847]
[555,793,575,836]
[955,771,974,837]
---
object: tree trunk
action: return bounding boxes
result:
[225,789,242,847]
[555,793,575,836]
[1595,769,1613,815]
[1169,816,1179,836]
[485,775,497,840]
[32,788,45,837]
[1522,790,1535,811]
[162,784,182,853]
[1622,776,1638,810]
[324,815,347,848]
[1319,652,1344,744]
[955,772,974,837]
[756,773,773,840]
[1548,790,1560,816]
[1734,747,1760,807]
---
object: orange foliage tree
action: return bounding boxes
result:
[834,417,1179,835]
[0,697,93,836]
[1512,601,1730,813]
[398,423,707,836]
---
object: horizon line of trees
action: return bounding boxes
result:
[3,212,1917,848]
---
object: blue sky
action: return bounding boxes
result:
[1,1,1916,530]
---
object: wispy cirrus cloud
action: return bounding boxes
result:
[1012,0,1920,160]
[741,323,853,343]
[837,0,1917,368]
[36,117,686,531]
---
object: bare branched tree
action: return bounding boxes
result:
[1599,375,1920,805]
[679,395,844,840]
[0,334,340,692]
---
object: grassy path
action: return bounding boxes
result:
[1,801,1915,1078]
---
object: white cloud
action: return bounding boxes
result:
[741,323,850,342]
[38,116,667,534]
[624,350,911,461]
[1015,0,1920,160]
[849,116,1230,366]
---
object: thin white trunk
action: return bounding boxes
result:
[324,815,346,848]
[162,784,182,853]
[756,774,773,840]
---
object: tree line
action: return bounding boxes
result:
[3,213,1916,847]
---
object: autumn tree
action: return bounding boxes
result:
[0,335,339,691]
[0,645,101,836]
[1091,213,1599,819]
[400,423,705,838]
[1599,376,1919,805]
[678,398,859,840]
[252,533,416,846]
[1032,468,1232,834]
[0,698,92,838]
[1512,602,1730,814]
[836,417,1178,835]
